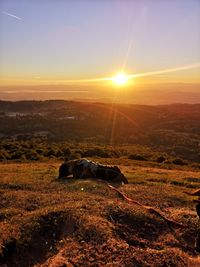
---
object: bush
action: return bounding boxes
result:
[191,163,200,169]
[0,150,11,160]
[172,158,187,166]
[156,156,166,163]
[164,160,172,164]
[25,150,40,160]
[45,149,56,157]
[36,149,44,155]
[82,148,109,158]
[10,152,22,160]
[128,154,147,161]
[0,151,6,160]
[62,148,71,157]
[69,153,81,160]
[55,150,63,158]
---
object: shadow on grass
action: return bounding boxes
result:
[0,211,77,267]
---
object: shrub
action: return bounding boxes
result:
[25,150,40,160]
[45,149,56,157]
[82,148,109,158]
[156,156,166,163]
[164,160,172,164]
[36,149,44,155]
[62,148,71,157]
[69,153,81,160]
[191,163,200,169]
[172,158,187,165]
[55,150,63,157]
[0,150,11,160]
[0,151,6,160]
[128,154,147,161]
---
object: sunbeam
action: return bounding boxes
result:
[40,63,200,85]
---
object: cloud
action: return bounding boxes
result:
[2,11,23,21]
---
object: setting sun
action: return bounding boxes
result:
[112,72,129,86]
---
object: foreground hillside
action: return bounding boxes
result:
[1,161,200,266]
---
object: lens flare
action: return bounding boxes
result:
[112,72,129,86]
[34,63,200,85]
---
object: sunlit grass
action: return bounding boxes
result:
[0,161,200,266]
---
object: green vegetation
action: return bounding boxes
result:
[0,100,200,163]
[1,139,200,172]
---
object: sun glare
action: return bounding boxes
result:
[112,72,129,86]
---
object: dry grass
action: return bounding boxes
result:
[0,161,200,266]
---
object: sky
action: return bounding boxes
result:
[0,0,200,93]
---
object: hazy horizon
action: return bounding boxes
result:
[0,82,200,105]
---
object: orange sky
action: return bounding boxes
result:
[0,0,199,99]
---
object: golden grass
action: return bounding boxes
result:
[0,161,200,266]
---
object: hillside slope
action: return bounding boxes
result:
[1,161,200,266]
[0,101,200,163]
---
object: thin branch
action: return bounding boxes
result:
[107,184,185,229]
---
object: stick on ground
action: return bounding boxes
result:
[107,184,185,229]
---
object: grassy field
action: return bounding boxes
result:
[1,159,200,266]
